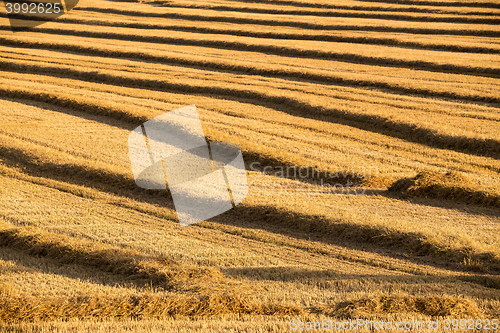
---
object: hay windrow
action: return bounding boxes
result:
[389,171,500,208]
[320,295,482,318]
[50,16,500,54]
[75,6,500,37]
[0,0,498,327]
[157,2,500,25]
[0,224,224,292]
[0,292,303,323]
[229,203,500,273]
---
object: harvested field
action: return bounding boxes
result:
[0,0,499,331]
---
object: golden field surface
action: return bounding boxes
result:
[0,0,499,331]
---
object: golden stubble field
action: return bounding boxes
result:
[0,0,499,331]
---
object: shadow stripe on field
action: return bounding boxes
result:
[157,3,500,25]
[223,0,500,15]
[0,63,499,160]
[13,18,500,54]
[354,0,500,9]
[1,28,498,78]
[70,7,500,37]
[1,143,499,275]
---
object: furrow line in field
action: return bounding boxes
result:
[1,30,498,78]
[55,17,500,54]
[158,3,500,24]
[0,63,498,160]
[71,7,500,37]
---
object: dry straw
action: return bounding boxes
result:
[0,224,304,321]
[389,171,500,208]
[1,52,498,159]
[321,294,482,318]
[0,224,223,292]
[53,16,500,54]
[0,292,303,323]
[158,2,500,25]
[73,6,500,37]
